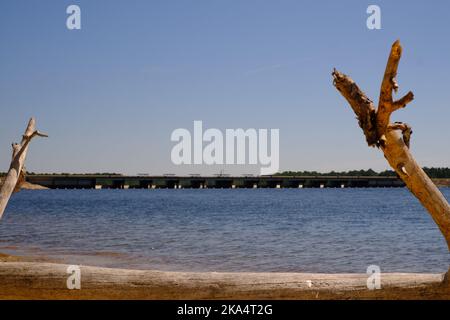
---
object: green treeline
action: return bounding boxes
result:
[2,168,450,178]
[274,167,450,178]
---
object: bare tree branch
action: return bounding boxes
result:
[0,118,48,219]
[392,91,414,110]
[376,40,415,141]
[332,69,378,147]
[333,41,450,250]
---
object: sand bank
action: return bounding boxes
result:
[0,254,449,299]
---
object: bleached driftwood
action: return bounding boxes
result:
[0,118,47,219]
[332,41,450,249]
[0,261,447,299]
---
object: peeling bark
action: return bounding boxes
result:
[0,118,47,219]
[332,41,450,250]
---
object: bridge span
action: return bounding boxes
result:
[25,175,406,189]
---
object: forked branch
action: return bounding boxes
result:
[333,41,450,250]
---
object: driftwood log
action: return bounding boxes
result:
[0,118,47,219]
[0,260,447,299]
[332,40,450,250]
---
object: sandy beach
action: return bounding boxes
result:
[0,253,449,300]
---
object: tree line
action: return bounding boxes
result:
[274,167,450,178]
[2,168,450,178]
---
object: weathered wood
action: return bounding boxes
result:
[332,68,378,146]
[0,261,447,299]
[332,41,450,250]
[0,118,47,219]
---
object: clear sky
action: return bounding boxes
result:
[1,0,449,175]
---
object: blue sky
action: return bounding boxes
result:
[1,0,449,175]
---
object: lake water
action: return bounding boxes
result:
[0,189,449,273]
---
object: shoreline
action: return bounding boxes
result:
[1,252,449,300]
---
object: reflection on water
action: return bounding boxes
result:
[0,188,449,273]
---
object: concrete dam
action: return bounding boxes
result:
[25,175,406,189]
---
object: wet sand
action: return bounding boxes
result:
[1,253,449,299]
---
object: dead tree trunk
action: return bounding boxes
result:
[0,118,47,219]
[332,40,450,250]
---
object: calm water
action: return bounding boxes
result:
[0,189,449,273]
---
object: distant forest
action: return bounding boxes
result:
[2,168,450,178]
[274,167,450,179]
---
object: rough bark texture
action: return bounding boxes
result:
[332,40,450,250]
[0,118,47,219]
